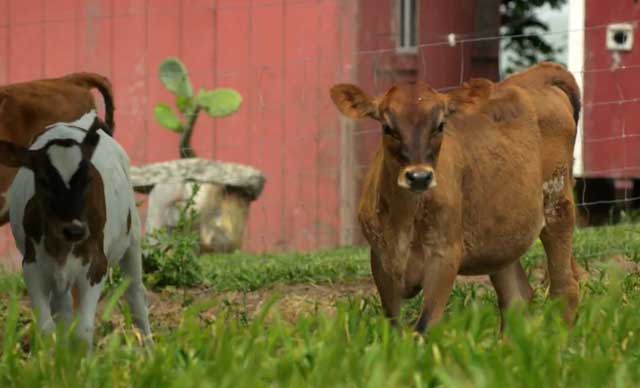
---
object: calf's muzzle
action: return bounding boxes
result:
[62,220,88,242]
[398,166,436,193]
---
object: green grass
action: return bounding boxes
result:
[201,246,369,291]
[200,223,640,292]
[1,224,639,387]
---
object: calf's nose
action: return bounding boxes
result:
[62,224,87,242]
[405,170,433,191]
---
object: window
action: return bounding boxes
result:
[398,0,418,53]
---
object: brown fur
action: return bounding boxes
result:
[71,165,108,285]
[0,73,115,224]
[330,62,580,331]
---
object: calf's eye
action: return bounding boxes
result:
[382,125,401,141]
[36,177,48,188]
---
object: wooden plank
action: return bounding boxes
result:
[181,0,216,159]
[111,1,147,165]
[0,26,7,84]
[316,0,340,248]
[44,0,77,21]
[283,0,319,251]
[337,0,359,246]
[214,0,251,164]
[43,20,78,77]
[214,0,256,249]
[9,25,44,82]
[77,0,113,75]
[9,0,44,25]
[144,0,180,163]
[248,0,285,251]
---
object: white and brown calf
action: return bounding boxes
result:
[0,111,151,348]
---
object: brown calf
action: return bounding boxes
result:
[0,72,114,224]
[330,62,580,331]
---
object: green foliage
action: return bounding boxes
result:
[158,57,192,98]
[142,185,203,289]
[501,0,567,74]
[154,57,242,157]
[196,89,243,118]
[153,104,182,132]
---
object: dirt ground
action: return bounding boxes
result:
[140,254,640,330]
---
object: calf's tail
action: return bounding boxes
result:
[539,62,582,125]
[63,72,116,135]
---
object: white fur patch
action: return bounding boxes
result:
[47,145,82,188]
[543,168,567,220]
[46,110,97,131]
[542,174,565,196]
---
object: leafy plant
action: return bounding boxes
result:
[154,58,242,158]
[501,0,567,74]
[142,184,203,289]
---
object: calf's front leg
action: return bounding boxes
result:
[371,249,402,325]
[415,245,460,333]
[23,262,55,333]
[50,288,73,327]
[74,278,104,350]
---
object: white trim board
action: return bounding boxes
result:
[568,0,585,177]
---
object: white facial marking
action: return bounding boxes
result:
[47,145,82,188]
[69,110,97,129]
[46,110,97,131]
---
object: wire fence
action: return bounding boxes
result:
[0,0,639,264]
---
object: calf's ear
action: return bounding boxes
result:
[0,141,33,168]
[330,84,380,121]
[81,117,103,160]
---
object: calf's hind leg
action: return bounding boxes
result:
[490,260,533,331]
[540,178,579,324]
[119,241,153,345]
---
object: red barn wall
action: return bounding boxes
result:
[0,0,358,269]
[0,0,495,268]
[583,1,640,178]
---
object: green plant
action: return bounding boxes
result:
[154,57,242,158]
[142,184,203,289]
[501,0,567,74]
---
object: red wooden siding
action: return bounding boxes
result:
[583,1,640,178]
[0,0,487,269]
[0,0,357,269]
